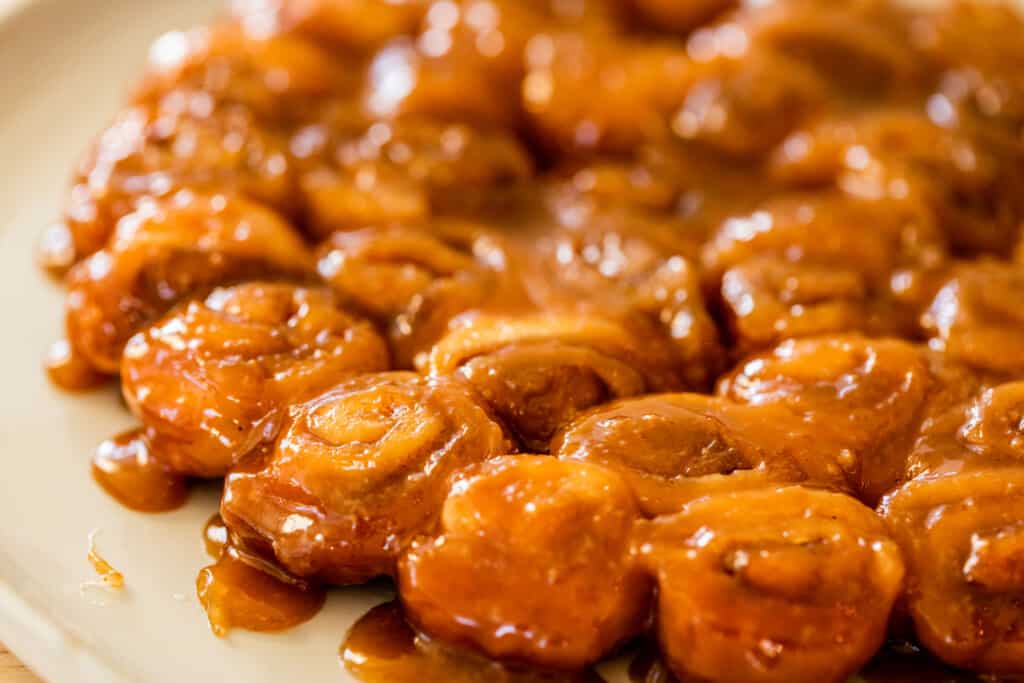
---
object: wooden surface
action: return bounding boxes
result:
[0,645,41,683]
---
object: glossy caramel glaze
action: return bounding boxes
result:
[39,0,1024,679]
[399,456,650,670]
[121,282,389,476]
[342,602,606,683]
[221,372,512,584]
[44,339,107,391]
[91,429,189,513]
[197,511,326,637]
[197,550,326,637]
[717,335,932,503]
[635,486,905,683]
[552,393,856,515]
[86,530,126,589]
[64,192,312,374]
[879,470,1024,673]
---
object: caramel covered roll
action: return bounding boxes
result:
[704,193,948,351]
[637,486,905,683]
[132,25,353,123]
[733,0,921,92]
[228,0,428,53]
[399,455,650,670]
[64,193,313,374]
[769,109,1024,257]
[552,394,853,515]
[523,34,825,159]
[293,119,533,238]
[879,469,1024,673]
[922,262,1024,377]
[38,25,354,271]
[221,372,512,584]
[910,1,1024,148]
[364,0,620,128]
[720,258,878,354]
[317,222,524,368]
[526,220,723,388]
[425,311,689,450]
[718,335,931,503]
[703,193,947,284]
[121,283,389,477]
[40,105,298,272]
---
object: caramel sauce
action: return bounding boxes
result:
[341,602,605,683]
[203,514,229,559]
[45,339,106,391]
[196,551,326,637]
[197,514,326,637]
[36,221,76,272]
[86,530,124,589]
[91,429,189,513]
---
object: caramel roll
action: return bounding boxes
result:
[960,381,1024,462]
[399,456,650,669]
[922,262,1024,377]
[317,222,524,368]
[719,335,931,502]
[702,192,948,284]
[133,25,353,123]
[911,1,1024,147]
[221,372,512,584]
[770,108,1024,258]
[121,283,389,477]
[43,105,297,270]
[294,118,532,237]
[64,192,312,374]
[721,258,880,354]
[522,35,689,154]
[523,34,824,159]
[704,193,948,350]
[663,48,829,160]
[229,0,428,53]
[880,469,1024,673]
[364,0,619,128]
[733,0,921,93]
[637,486,905,683]
[526,219,723,388]
[553,393,855,515]
[425,311,690,450]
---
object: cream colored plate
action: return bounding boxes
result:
[0,1,393,681]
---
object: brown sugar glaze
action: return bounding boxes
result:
[197,514,326,636]
[39,0,1024,680]
[91,429,189,513]
[342,602,606,683]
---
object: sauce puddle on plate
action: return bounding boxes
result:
[341,601,605,683]
[91,428,189,513]
[197,514,326,637]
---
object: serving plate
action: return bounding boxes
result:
[0,1,400,681]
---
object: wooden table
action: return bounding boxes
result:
[0,645,41,683]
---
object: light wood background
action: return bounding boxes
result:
[0,645,40,683]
